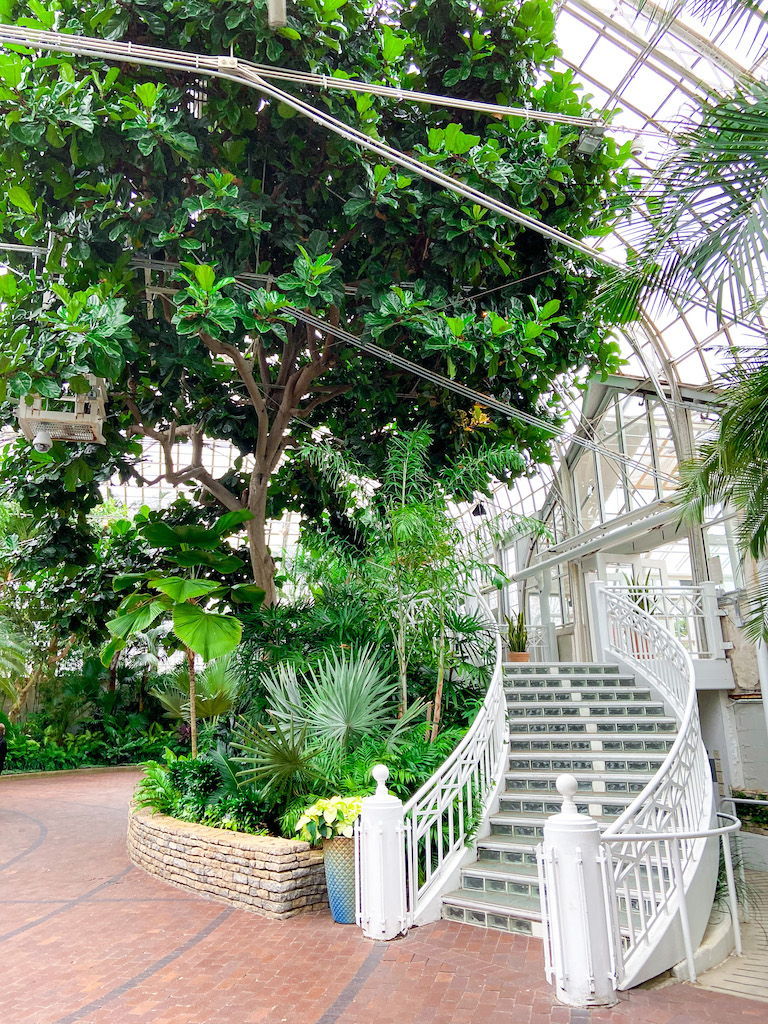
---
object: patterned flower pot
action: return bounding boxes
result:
[323,836,356,924]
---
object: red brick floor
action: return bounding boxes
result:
[0,770,765,1024]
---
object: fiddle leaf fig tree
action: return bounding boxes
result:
[102,508,265,756]
[0,0,635,604]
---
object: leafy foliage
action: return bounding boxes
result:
[0,0,634,599]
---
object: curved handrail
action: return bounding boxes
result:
[592,584,714,986]
[402,592,507,924]
[602,591,701,837]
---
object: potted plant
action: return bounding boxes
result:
[505,612,529,663]
[296,795,363,924]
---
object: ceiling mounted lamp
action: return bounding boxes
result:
[576,123,607,156]
[268,0,287,28]
[17,375,107,449]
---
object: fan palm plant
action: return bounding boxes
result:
[150,653,242,722]
[603,1,768,321]
[677,346,768,637]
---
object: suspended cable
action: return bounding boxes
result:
[0,25,622,268]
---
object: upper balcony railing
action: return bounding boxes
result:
[606,583,726,660]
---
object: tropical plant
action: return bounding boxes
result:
[295,795,364,844]
[151,654,242,722]
[301,425,517,730]
[0,0,635,602]
[102,508,265,756]
[677,346,768,638]
[260,645,423,753]
[505,611,528,653]
[231,715,326,805]
[603,3,768,321]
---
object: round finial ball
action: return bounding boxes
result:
[556,773,579,802]
[372,764,390,794]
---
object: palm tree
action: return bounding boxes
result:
[605,2,768,321]
[677,346,768,636]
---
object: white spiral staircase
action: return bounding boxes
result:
[365,583,722,993]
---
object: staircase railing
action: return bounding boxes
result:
[402,593,508,926]
[590,582,716,988]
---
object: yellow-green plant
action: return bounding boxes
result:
[295,795,363,843]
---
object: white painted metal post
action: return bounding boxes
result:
[540,775,618,1007]
[358,765,408,940]
[700,582,724,658]
[588,580,612,664]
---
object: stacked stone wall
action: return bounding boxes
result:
[127,805,328,918]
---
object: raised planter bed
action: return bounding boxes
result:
[127,804,328,918]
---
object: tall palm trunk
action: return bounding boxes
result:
[186,646,198,758]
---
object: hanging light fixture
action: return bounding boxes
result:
[17,375,107,447]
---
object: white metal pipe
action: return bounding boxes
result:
[721,831,743,956]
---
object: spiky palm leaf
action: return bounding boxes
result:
[606,83,768,320]
[231,713,325,801]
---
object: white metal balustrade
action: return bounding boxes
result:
[584,582,718,988]
[356,593,508,932]
[606,583,725,659]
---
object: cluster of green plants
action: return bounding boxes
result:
[5,721,184,774]
[732,791,768,830]
[133,749,271,834]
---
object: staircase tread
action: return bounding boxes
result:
[462,863,540,882]
[443,889,543,918]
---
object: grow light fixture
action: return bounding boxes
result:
[17,375,107,446]
[576,123,607,155]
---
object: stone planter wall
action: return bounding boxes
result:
[127,804,328,918]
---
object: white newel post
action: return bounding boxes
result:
[357,765,408,940]
[539,775,618,1007]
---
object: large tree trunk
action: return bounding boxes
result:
[247,463,277,606]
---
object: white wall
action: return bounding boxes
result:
[732,699,768,790]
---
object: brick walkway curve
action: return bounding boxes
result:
[0,770,764,1024]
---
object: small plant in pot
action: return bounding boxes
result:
[505,612,529,662]
[296,795,363,924]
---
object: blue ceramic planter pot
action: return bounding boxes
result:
[323,837,356,924]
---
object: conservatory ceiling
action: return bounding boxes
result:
[40,0,767,546]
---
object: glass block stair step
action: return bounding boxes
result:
[488,814,546,840]
[503,663,620,675]
[475,841,540,874]
[507,736,673,755]
[498,793,635,818]
[504,772,652,795]
[506,686,651,701]
[507,702,666,717]
[441,890,543,936]
[507,754,666,773]
[504,674,635,687]
[460,865,540,901]
[507,717,676,733]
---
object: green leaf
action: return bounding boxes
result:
[229,584,267,607]
[135,82,158,109]
[107,600,169,639]
[172,604,242,660]
[193,264,217,291]
[113,572,152,592]
[168,550,246,572]
[100,635,126,667]
[150,577,221,602]
[8,184,35,215]
[168,524,222,549]
[215,509,255,535]
[140,522,183,548]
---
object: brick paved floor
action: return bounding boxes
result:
[1,770,765,1024]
